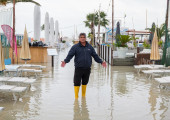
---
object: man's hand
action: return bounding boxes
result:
[102,62,106,68]
[61,61,66,67]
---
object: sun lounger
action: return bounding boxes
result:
[155,77,170,89]
[22,64,46,69]
[5,65,21,70]
[0,77,11,82]
[6,77,36,85]
[0,85,27,101]
[155,78,170,83]
[18,69,42,77]
[0,107,4,111]
[134,65,165,74]
[162,76,170,79]
[4,65,21,77]
[142,69,170,79]
[0,77,36,91]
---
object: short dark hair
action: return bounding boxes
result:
[79,33,86,38]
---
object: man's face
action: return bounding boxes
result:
[79,35,86,43]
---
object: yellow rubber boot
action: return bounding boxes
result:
[82,85,87,97]
[74,86,80,99]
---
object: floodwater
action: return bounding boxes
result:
[0,48,170,120]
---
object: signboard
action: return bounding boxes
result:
[105,27,129,43]
[47,49,58,56]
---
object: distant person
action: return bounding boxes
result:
[61,33,106,99]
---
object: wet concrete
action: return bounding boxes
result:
[0,48,170,120]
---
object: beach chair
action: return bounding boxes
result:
[6,77,36,86]
[155,77,170,89]
[4,65,21,77]
[0,77,36,92]
[0,85,27,101]
[142,69,170,79]
[18,69,42,78]
[134,64,165,74]
[22,64,46,70]
[142,70,163,79]
[0,77,11,82]
[0,107,4,112]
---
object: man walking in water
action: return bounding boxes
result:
[61,33,106,99]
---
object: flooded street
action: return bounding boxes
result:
[0,48,170,120]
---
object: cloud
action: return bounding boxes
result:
[2,0,167,38]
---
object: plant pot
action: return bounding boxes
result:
[116,47,128,58]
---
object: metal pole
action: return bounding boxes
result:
[146,9,148,29]
[12,0,15,64]
[111,0,114,65]
[52,56,54,67]
[98,4,101,43]
[93,10,95,46]
[112,0,114,45]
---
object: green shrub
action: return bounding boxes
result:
[143,41,150,49]
[113,35,132,47]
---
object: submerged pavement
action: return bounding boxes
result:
[0,48,170,120]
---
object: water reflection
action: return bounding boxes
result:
[148,84,170,120]
[1,48,170,120]
[73,98,90,120]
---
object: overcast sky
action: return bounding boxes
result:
[1,0,167,38]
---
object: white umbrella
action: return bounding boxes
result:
[49,18,54,46]
[45,12,49,45]
[55,20,59,44]
[34,5,41,41]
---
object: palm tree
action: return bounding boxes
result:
[84,12,98,46]
[97,11,109,43]
[98,11,109,28]
[157,23,165,41]
[84,11,109,45]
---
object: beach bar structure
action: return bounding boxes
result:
[8,46,51,64]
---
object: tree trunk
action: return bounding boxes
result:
[12,0,15,64]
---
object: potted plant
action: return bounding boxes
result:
[113,35,132,58]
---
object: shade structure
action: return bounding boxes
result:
[150,29,160,60]
[45,12,49,45]
[0,40,5,71]
[34,5,41,41]
[20,27,31,63]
